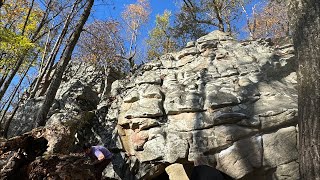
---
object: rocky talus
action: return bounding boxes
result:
[1,31,298,180]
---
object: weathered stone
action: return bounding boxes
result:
[62,62,106,94]
[4,30,299,179]
[140,84,163,99]
[260,108,298,130]
[45,111,94,153]
[175,47,200,59]
[214,125,258,143]
[135,71,162,85]
[160,53,177,68]
[188,125,257,161]
[205,91,240,109]
[56,79,99,111]
[147,127,163,140]
[215,48,229,59]
[111,80,128,96]
[204,111,249,125]
[125,98,164,118]
[131,118,160,130]
[197,30,233,43]
[7,97,44,138]
[136,136,166,162]
[216,136,262,179]
[165,163,189,180]
[123,90,140,103]
[117,102,133,126]
[167,112,210,131]
[263,126,298,168]
[164,90,204,114]
[164,133,189,163]
[131,130,149,150]
[273,161,299,180]
[197,40,218,52]
[186,41,195,48]
[118,127,138,156]
[238,77,252,87]
[253,83,297,116]
[180,56,211,73]
[177,55,196,67]
[141,60,162,71]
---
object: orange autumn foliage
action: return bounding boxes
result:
[248,1,290,39]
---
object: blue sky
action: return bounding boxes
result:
[91,0,179,28]
[90,0,180,61]
[91,0,261,44]
[87,0,262,63]
[91,0,178,35]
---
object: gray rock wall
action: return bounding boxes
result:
[7,62,104,138]
[5,31,298,180]
[107,31,298,179]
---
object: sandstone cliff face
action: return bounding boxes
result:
[2,31,298,180]
[108,31,298,179]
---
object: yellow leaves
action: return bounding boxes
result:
[0,27,35,67]
[146,10,177,60]
[0,27,34,52]
[1,0,43,36]
[248,1,289,39]
[156,10,171,29]
[122,0,150,30]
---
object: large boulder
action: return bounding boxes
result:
[3,30,298,180]
[107,30,298,179]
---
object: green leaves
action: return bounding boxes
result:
[146,10,177,60]
[0,27,35,67]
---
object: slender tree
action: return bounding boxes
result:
[0,58,33,131]
[76,20,126,99]
[289,0,320,179]
[146,10,177,60]
[0,0,46,101]
[36,0,94,127]
[121,0,150,71]
[29,0,81,99]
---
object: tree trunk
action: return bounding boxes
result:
[21,0,35,36]
[0,66,9,89]
[0,64,31,137]
[29,0,79,99]
[213,2,225,32]
[289,0,320,179]
[0,56,25,101]
[0,0,48,102]
[2,97,22,138]
[0,54,35,126]
[36,0,94,127]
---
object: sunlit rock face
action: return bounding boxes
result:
[108,30,298,179]
[3,30,298,180]
[7,62,105,138]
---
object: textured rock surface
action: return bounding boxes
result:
[3,31,298,179]
[109,31,298,179]
[7,62,118,138]
[165,163,189,180]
